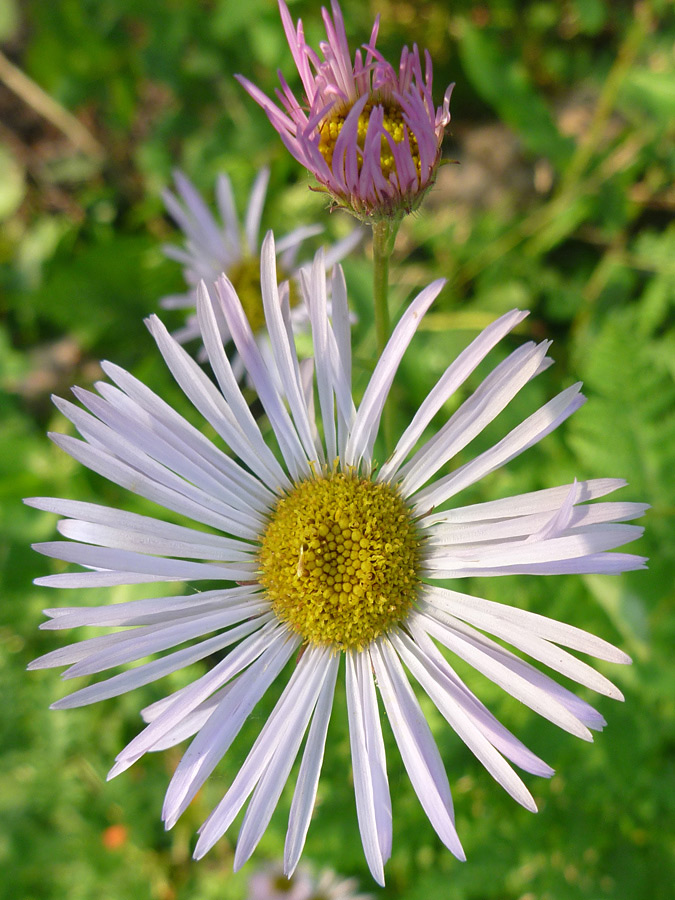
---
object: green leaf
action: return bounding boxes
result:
[457,23,574,169]
[620,68,675,121]
[0,143,25,222]
[0,0,18,41]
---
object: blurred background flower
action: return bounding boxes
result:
[159,167,360,374]
[248,862,372,900]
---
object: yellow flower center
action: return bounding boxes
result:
[229,257,296,334]
[318,97,421,184]
[259,472,423,650]
[272,874,297,894]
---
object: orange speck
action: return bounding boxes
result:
[102,824,128,850]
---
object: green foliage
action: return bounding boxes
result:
[457,22,574,169]
[2,0,674,898]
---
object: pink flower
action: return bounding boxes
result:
[237,1,454,222]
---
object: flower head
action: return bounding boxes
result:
[28,237,645,884]
[237,1,453,222]
[249,863,314,900]
[161,167,360,373]
[249,862,372,900]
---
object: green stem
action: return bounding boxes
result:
[372,222,391,358]
[372,218,401,454]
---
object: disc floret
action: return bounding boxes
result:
[259,472,423,650]
[319,96,422,190]
[229,256,294,334]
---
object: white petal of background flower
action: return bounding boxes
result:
[160,166,361,371]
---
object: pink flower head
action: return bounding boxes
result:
[237,1,454,222]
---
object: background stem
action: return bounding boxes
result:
[373,221,391,360]
[372,219,400,454]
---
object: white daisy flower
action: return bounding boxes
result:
[249,862,314,900]
[309,868,373,900]
[28,235,646,885]
[161,167,361,377]
[249,862,372,900]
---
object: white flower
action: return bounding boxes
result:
[248,862,371,900]
[161,167,360,377]
[28,235,646,885]
[248,862,314,900]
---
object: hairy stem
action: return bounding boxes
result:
[372,218,401,453]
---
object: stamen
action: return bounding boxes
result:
[319,98,421,185]
[229,257,296,333]
[259,472,423,649]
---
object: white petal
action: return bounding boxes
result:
[398,340,551,497]
[193,643,327,858]
[146,314,290,488]
[297,358,320,446]
[56,519,255,563]
[233,647,334,869]
[36,584,259,630]
[216,275,310,481]
[99,361,276,506]
[419,591,623,699]
[64,604,267,678]
[420,610,601,737]
[423,585,630,664]
[52,396,260,539]
[356,650,392,863]
[89,382,271,516]
[33,540,254,583]
[192,282,295,494]
[243,166,270,255]
[51,616,269,710]
[304,262,356,460]
[407,616,553,776]
[413,384,586,512]
[215,171,240,256]
[370,639,466,860]
[321,227,363,269]
[345,650,388,885]
[329,265,354,457]
[111,621,284,773]
[172,171,226,261]
[33,600,266,675]
[26,498,256,559]
[425,524,644,577]
[259,232,321,462]
[345,280,445,468]
[276,223,324,258]
[525,481,577,542]
[427,501,648,547]
[380,309,528,482]
[305,253,337,461]
[390,629,537,811]
[163,186,222,265]
[284,653,339,876]
[145,684,233,752]
[161,244,197,268]
[422,479,630,525]
[161,630,299,827]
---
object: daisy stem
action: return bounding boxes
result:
[372,218,401,452]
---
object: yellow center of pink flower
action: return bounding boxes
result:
[258,472,422,650]
[319,98,421,183]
